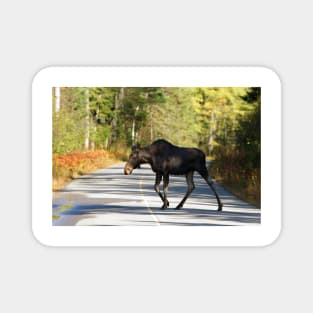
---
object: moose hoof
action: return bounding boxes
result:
[175,205,182,210]
[218,205,223,211]
[161,204,168,210]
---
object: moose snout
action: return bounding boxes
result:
[124,166,133,175]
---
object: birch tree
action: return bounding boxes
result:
[84,88,90,150]
[54,87,61,112]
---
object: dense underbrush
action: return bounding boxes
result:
[210,148,260,207]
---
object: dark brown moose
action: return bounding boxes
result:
[124,139,223,211]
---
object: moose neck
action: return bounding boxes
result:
[139,147,153,164]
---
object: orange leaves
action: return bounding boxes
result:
[53,150,112,170]
[52,150,117,190]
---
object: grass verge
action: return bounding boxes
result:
[210,161,260,208]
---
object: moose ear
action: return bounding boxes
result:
[132,144,140,152]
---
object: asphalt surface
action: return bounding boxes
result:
[53,163,260,226]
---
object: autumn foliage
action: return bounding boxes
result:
[53,150,119,190]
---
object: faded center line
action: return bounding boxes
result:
[139,176,161,226]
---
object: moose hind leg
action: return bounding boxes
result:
[154,173,169,207]
[176,171,195,209]
[198,167,223,211]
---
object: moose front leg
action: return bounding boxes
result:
[154,173,169,207]
[161,173,169,209]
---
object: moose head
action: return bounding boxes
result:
[124,144,142,175]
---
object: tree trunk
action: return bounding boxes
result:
[91,104,99,150]
[208,110,215,156]
[131,119,136,145]
[90,125,96,150]
[55,87,61,112]
[84,88,90,150]
[105,137,109,150]
[131,105,139,145]
[150,110,153,142]
[111,87,124,145]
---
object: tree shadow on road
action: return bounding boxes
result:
[53,164,260,226]
[53,201,260,226]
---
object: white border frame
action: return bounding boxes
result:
[32,67,281,246]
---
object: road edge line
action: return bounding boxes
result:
[139,177,161,226]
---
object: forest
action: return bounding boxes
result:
[52,87,260,206]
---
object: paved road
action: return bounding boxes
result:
[53,163,260,226]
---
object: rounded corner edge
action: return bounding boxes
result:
[32,66,56,88]
[260,223,282,248]
[31,224,55,248]
[258,66,282,88]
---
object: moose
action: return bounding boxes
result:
[124,139,223,211]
